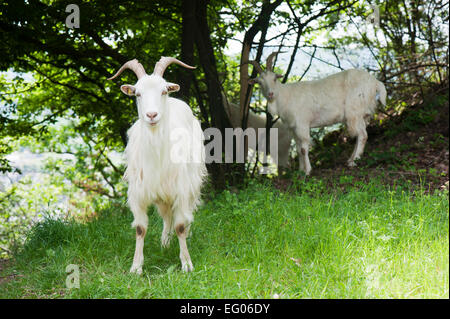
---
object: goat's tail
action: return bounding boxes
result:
[376,80,387,107]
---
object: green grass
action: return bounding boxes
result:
[0,178,448,298]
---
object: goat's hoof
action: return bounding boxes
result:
[181,261,194,273]
[347,161,357,167]
[130,265,143,275]
[161,233,171,248]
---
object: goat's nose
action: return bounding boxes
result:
[146,112,158,120]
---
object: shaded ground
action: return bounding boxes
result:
[0,259,20,286]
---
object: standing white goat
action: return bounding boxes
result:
[248,52,387,175]
[222,94,293,169]
[108,57,207,274]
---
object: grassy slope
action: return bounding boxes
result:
[0,177,448,298]
[1,88,448,299]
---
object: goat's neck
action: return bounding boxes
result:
[269,82,295,124]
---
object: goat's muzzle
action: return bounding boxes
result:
[146,112,158,120]
[144,112,160,126]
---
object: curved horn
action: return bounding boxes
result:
[107,59,147,81]
[266,52,280,72]
[245,60,264,74]
[153,56,196,77]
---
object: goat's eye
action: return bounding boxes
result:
[161,90,168,95]
[135,92,141,97]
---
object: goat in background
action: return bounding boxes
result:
[248,52,386,175]
[222,94,293,170]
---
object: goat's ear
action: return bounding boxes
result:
[166,82,180,93]
[120,84,136,96]
[275,74,283,79]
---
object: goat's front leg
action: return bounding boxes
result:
[295,128,312,175]
[296,139,305,172]
[300,142,312,175]
[129,202,148,275]
[174,213,194,272]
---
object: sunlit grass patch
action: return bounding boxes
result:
[0,179,448,298]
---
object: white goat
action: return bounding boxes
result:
[248,52,387,175]
[108,57,207,274]
[222,94,293,169]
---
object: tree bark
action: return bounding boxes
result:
[239,0,283,130]
[193,0,232,189]
[179,0,196,101]
[238,0,283,174]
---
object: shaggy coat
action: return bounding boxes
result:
[109,58,206,275]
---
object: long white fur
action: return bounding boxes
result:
[252,68,386,175]
[123,74,207,275]
[222,95,293,169]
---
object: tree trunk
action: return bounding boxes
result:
[238,0,283,175]
[193,0,233,189]
[239,0,283,130]
[179,0,196,101]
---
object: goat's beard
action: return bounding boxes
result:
[267,102,278,117]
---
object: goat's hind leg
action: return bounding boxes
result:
[347,118,368,167]
[129,201,148,275]
[156,201,173,248]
